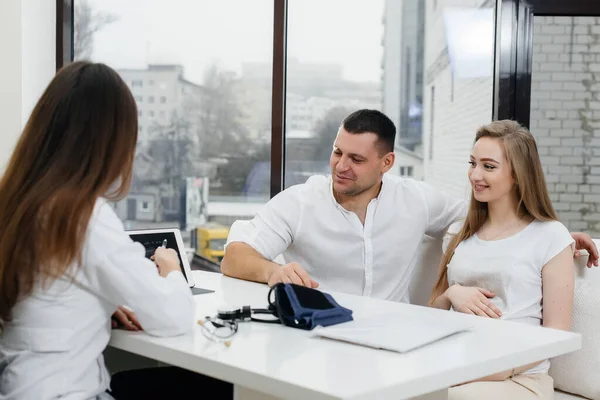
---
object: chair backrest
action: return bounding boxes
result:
[409,235,444,306]
[549,240,600,400]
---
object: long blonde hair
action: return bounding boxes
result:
[429,120,558,304]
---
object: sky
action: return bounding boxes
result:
[85,0,385,85]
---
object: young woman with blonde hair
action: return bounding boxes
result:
[430,120,575,399]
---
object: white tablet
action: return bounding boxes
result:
[127,228,196,288]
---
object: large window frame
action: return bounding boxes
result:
[59,0,546,198]
[495,0,600,128]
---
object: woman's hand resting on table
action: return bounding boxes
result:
[111,306,142,331]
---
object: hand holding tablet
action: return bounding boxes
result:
[127,228,214,295]
[127,228,195,285]
[153,247,180,277]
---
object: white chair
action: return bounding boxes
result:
[409,235,598,399]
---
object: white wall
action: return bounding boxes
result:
[422,0,494,200]
[21,0,56,127]
[0,1,22,173]
[0,0,56,172]
[530,16,600,235]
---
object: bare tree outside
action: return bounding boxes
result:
[190,63,271,197]
[69,0,389,266]
[311,106,352,162]
[195,63,252,159]
[74,0,118,60]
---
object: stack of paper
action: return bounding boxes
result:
[312,313,472,353]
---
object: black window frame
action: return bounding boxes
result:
[57,0,287,197]
[59,0,600,196]
[494,0,600,127]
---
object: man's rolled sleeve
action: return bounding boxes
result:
[416,181,468,239]
[225,188,301,261]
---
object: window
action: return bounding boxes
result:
[450,71,455,102]
[402,47,412,136]
[423,3,495,198]
[283,0,490,189]
[210,238,227,251]
[135,96,142,102]
[399,166,413,177]
[73,0,273,259]
[428,86,435,161]
[139,200,151,212]
[71,0,496,259]
[285,0,385,187]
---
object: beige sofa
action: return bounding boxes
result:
[410,235,596,400]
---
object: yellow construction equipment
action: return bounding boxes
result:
[195,222,229,263]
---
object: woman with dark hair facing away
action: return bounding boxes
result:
[0,62,231,399]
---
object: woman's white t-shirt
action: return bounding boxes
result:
[446,220,574,375]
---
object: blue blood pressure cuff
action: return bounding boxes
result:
[268,283,353,330]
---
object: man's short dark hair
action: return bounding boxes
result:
[341,109,396,154]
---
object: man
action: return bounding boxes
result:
[222,109,598,303]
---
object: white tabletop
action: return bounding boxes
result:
[109,271,581,400]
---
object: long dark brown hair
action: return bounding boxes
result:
[429,120,558,304]
[0,61,138,324]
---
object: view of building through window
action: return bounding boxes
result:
[283,0,426,185]
[75,0,274,268]
[422,0,495,197]
[74,0,503,267]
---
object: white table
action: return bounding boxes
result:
[109,271,581,400]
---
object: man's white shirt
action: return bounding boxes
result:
[226,174,467,302]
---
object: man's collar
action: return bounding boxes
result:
[328,174,388,209]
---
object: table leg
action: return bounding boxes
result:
[234,385,283,400]
[409,388,448,400]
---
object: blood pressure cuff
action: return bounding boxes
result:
[269,283,353,330]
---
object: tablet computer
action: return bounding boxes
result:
[127,228,195,288]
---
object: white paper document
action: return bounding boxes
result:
[312,313,472,353]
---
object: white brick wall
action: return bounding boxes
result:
[422,0,494,200]
[423,10,600,235]
[531,16,600,236]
